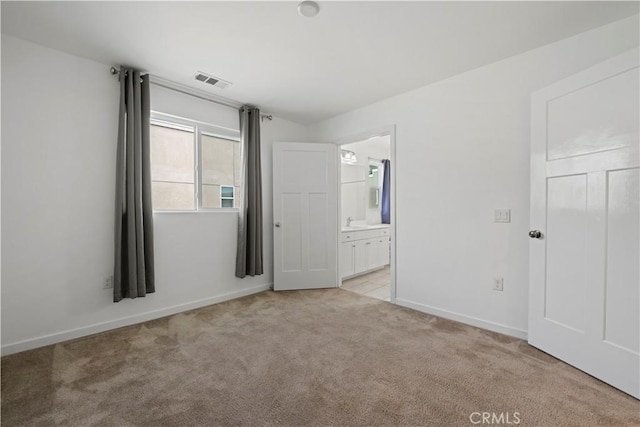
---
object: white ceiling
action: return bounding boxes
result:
[2,1,638,124]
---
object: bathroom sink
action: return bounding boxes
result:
[342,226,367,232]
[342,223,390,232]
[341,226,368,231]
[346,220,368,228]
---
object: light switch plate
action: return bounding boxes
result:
[494,209,511,223]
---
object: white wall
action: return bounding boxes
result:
[1,36,308,354]
[2,15,637,353]
[310,16,639,338]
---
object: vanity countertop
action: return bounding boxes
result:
[341,224,390,232]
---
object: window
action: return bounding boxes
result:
[220,185,235,208]
[150,113,241,211]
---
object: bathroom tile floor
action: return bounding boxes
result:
[341,265,391,302]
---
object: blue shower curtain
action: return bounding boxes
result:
[381,159,391,224]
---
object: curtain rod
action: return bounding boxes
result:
[109,66,272,121]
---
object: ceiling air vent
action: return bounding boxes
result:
[194,71,231,89]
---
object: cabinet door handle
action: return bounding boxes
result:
[366,242,371,245]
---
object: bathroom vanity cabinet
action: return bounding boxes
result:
[340,227,390,279]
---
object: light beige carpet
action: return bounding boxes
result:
[2,289,638,426]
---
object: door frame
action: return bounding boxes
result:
[334,125,397,302]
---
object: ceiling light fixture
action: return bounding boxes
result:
[298,1,320,18]
[341,149,357,164]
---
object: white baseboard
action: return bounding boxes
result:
[394,298,528,340]
[1,284,272,356]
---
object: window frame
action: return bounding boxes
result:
[150,111,241,213]
[219,184,235,208]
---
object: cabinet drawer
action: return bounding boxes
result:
[341,229,380,242]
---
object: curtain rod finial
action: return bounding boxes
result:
[110,66,119,75]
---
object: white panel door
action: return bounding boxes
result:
[529,49,639,399]
[273,143,338,290]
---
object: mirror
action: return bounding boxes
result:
[341,164,367,224]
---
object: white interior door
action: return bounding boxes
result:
[529,48,639,399]
[273,142,338,290]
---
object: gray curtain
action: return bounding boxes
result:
[235,106,263,278]
[381,159,391,224]
[114,67,155,302]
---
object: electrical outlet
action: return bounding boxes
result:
[493,278,504,291]
[103,276,113,289]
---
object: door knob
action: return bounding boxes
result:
[275,222,281,228]
[529,230,542,239]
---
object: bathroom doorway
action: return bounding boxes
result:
[336,128,396,303]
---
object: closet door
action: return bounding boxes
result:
[529,49,639,398]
